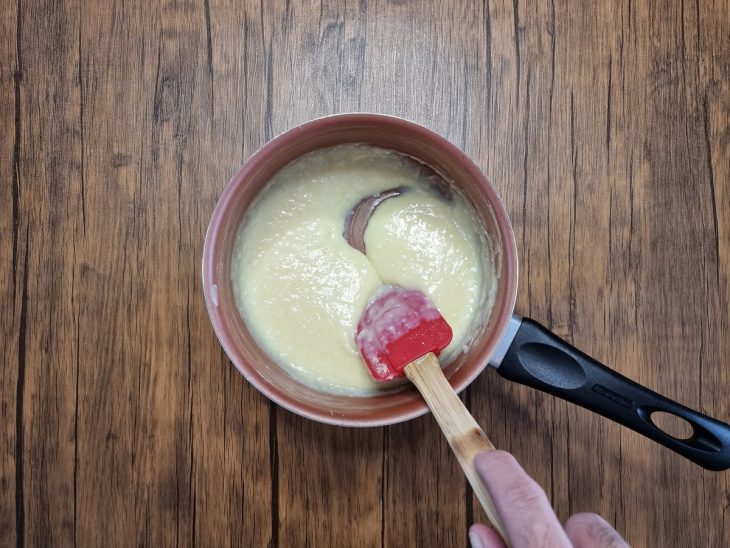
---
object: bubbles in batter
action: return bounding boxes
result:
[231,144,496,395]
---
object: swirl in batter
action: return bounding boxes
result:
[231,144,496,394]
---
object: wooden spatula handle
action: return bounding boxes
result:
[405,353,509,545]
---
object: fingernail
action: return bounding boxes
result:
[469,530,484,548]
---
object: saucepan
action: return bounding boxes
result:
[202,114,730,470]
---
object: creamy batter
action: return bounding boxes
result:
[231,144,495,394]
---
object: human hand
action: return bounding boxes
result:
[469,451,629,548]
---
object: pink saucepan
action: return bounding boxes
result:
[202,114,730,470]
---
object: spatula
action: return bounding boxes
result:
[356,286,509,544]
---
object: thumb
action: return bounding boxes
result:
[565,513,629,548]
[468,524,506,548]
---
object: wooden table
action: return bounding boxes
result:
[2,1,729,546]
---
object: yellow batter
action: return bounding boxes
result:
[231,144,495,394]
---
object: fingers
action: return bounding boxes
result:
[468,524,506,548]
[565,513,629,548]
[474,451,571,548]
[472,451,626,548]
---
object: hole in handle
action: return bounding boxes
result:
[640,407,723,452]
[649,411,693,440]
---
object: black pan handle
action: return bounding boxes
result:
[496,318,730,471]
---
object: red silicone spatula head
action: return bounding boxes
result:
[355,286,453,381]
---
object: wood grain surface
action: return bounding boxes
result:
[1,0,729,546]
